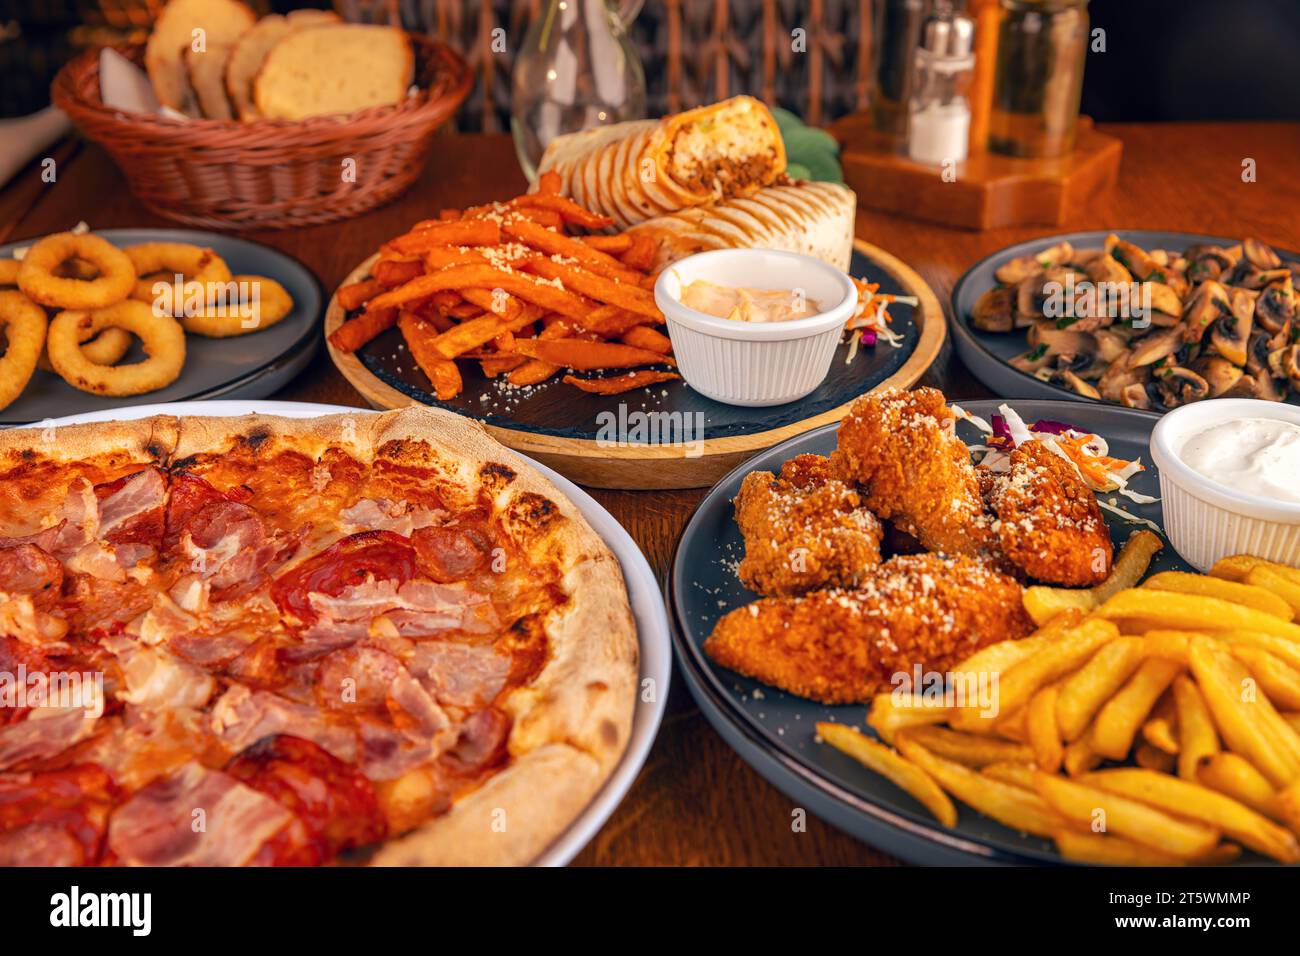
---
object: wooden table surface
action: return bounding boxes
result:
[4,121,1299,865]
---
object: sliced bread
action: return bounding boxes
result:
[224,9,340,121]
[284,8,342,26]
[253,24,414,121]
[146,0,256,114]
[186,41,237,118]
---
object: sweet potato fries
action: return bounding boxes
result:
[329,174,678,398]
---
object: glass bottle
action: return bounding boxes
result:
[907,14,976,165]
[987,0,1089,158]
[510,0,647,182]
[871,0,932,137]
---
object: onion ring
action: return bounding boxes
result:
[4,255,98,288]
[17,233,134,309]
[126,242,232,307]
[53,258,103,280]
[180,274,294,338]
[0,290,47,410]
[37,326,133,372]
[47,301,185,396]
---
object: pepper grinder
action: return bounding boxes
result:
[906,13,976,166]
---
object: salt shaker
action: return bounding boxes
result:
[906,14,976,166]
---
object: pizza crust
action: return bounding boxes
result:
[0,415,178,467]
[0,416,178,532]
[0,406,638,865]
[369,743,603,866]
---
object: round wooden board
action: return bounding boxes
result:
[324,238,946,489]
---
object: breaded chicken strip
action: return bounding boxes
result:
[705,554,1032,704]
[831,387,999,559]
[985,439,1113,586]
[734,453,883,597]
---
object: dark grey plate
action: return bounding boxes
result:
[950,229,1300,408]
[352,249,919,440]
[1,229,323,425]
[669,399,1226,866]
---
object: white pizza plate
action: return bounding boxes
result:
[33,399,671,868]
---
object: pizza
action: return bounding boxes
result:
[0,407,638,866]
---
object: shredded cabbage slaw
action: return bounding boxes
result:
[843,278,915,362]
[949,402,1160,521]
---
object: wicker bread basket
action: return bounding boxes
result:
[51,35,473,230]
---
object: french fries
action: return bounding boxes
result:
[1232,645,1300,710]
[1172,674,1219,780]
[1063,735,1103,777]
[1021,530,1163,626]
[330,304,397,352]
[1094,588,1300,641]
[1090,658,1182,760]
[1033,771,1221,859]
[1143,570,1294,621]
[1081,768,1300,863]
[981,761,1037,789]
[397,311,461,400]
[1210,554,1300,586]
[1021,586,1094,628]
[866,694,950,745]
[562,370,681,395]
[900,725,1033,767]
[817,545,1300,864]
[1198,753,1280,820]
[512,338,673,371]
[953,619,1117,733]
[1027,685,1063,773]
[1050,829,1187,866]
[1091,530,1165,602]
[1246,565,1300,618]
[1189,638,1300,788]
[897,736,1064,837]
[327,187,681,399]
[817,723,957,827]
[1140,692,1179,755]
[1273,779,1300,835]
[1055,636,1145,742]
[1135,742,1176,773]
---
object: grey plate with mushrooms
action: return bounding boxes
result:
[950,230,1300,411]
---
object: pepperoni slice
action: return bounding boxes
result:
[225,735,387,861]
[245,817,325,867]
[271,530,418,624]
[411,524,493,583]
[0,764,117,866]
[0,543,63,609]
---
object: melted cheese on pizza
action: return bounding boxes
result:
[0,438,565,866]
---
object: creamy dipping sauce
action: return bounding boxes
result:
[1178,418,1300,503]
[679,279,823,324]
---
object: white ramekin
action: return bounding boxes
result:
[1150,398,1300,572]
[653,248,858,406]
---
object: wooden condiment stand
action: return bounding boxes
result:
[831,0,1121,232]
[830,111,1122,231]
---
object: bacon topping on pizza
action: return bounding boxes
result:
[0,432,572,866]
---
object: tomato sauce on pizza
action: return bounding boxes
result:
[0,409,637,866]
